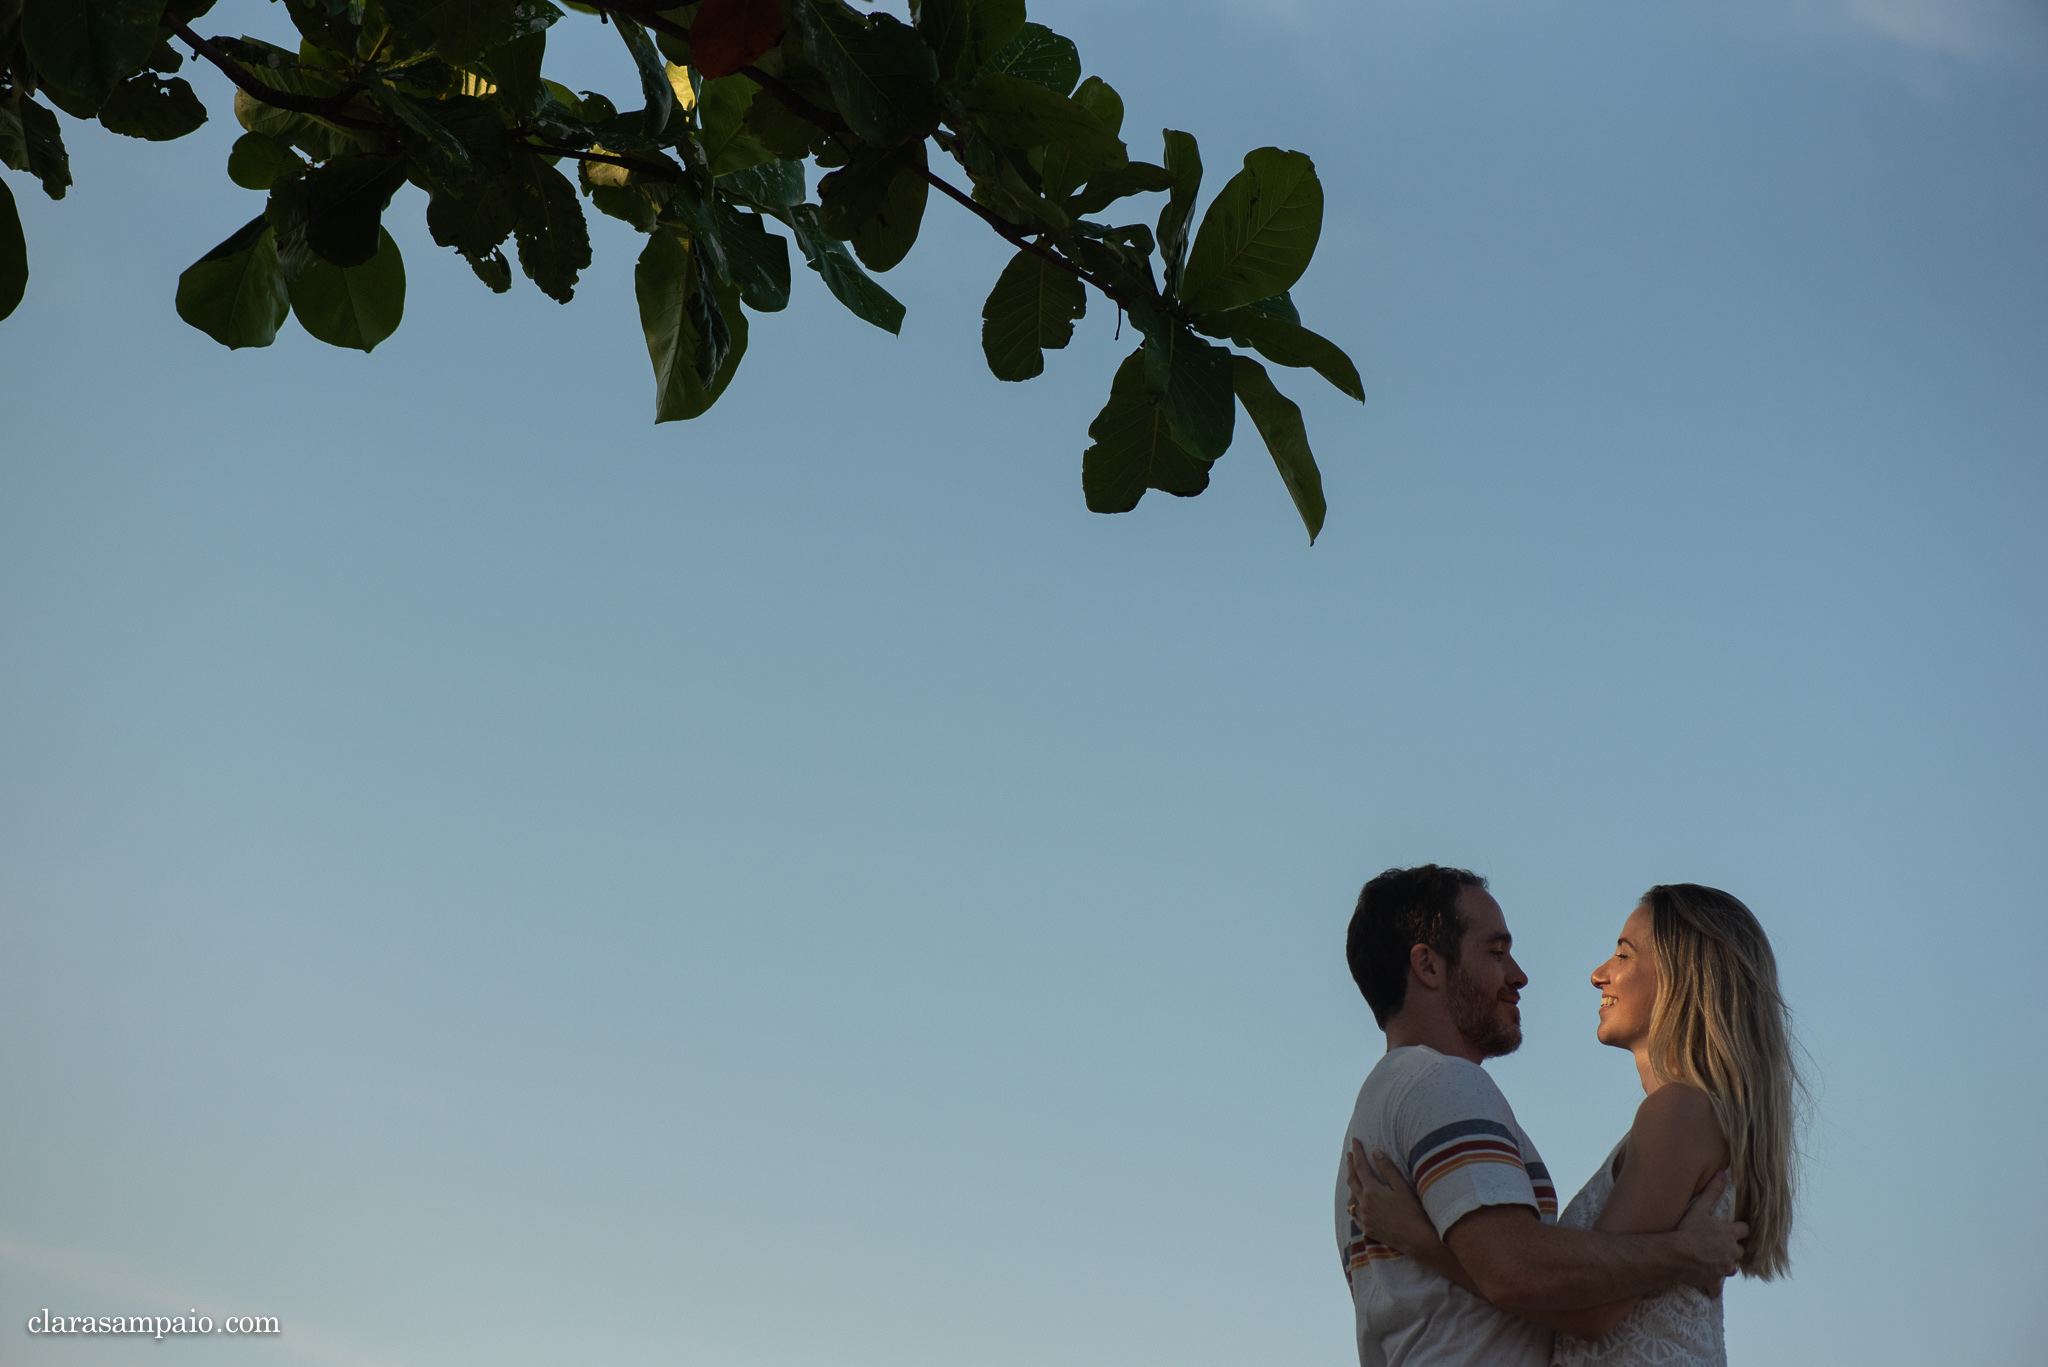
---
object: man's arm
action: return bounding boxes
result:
[1442,1175,1744,1317]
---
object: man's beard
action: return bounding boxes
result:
[1451,964,1523,1059]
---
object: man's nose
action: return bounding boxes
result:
[1506,957,1529,987]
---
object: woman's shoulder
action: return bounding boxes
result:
[1626,1084,1729,1173]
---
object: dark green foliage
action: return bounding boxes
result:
[1197,304,1363,402]
[1084,348,1210,512]
[914,0,1023,85]
[21,0,162,107]
[3,0,1360,539]
[1232,355,1325,543]
[977,21,1078,95]
[289,224,405,350]
[788,202,903,334]
[97,70,208,140]
[636,230,748,421]
[792,0,940,149]
[303,155,409,266]
[1,90,73,198]
[0,177,25,320]
[1155,128,1199,297]
[227,132,302,189]
[819,139,925,271]
[175,213,290,347]
[1178,148,1322,317]
[980,248,1082,382]
[512,158,588,302]
[966,74,1123,172]
[698,74,776,177]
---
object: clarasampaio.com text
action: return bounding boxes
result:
[26,1310,279,1338]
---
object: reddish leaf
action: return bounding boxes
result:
[690,0,786,78]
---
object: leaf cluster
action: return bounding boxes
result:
[1,0,1362,538]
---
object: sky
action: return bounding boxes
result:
[2,1,2044,1365]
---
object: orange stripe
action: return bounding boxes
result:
[1416,1151,1525,1194]
[1414,1138,1522,1182]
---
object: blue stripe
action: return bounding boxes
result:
[1407,1118,1519,1171]
[1527,1161,1551,1183]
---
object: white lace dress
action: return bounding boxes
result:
[1551,1139,1730,1367]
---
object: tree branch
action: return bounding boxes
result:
[917,168,1128,307]
[736,64,850,142]
[164,16,380,130]
[516,140,684,181]
[555,4,1134,313]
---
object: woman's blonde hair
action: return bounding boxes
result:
[1642,883,1803,1279]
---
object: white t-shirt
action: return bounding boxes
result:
[1336,1045,1560,1367]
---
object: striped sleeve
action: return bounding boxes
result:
[1398,1070,1544,1236]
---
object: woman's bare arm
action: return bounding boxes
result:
[1560,1083,1732,1341]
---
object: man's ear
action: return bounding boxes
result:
[1409,942,1446,994]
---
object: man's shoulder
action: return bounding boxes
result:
[1376,1046,1511,1101]
[1358,1048,1518,1130]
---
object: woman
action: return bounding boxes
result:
[1348,884,1800,1366]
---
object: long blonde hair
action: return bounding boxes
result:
[1642,883,1802,1279]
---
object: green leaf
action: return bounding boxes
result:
[851,148,927,272]
[369,83,483,185]
[303,156,410,266]
[145,38,185,74]
[979,248,1083,382]
[483,30,548,117]
[967,73,1125,171]
[718,159,806,209]
[288,224,406,351]
[426,173,519,255]
[1155,128,1200,298]
[974,22,1079,96]
[635,231,750,422]
[1232,354,1325,542]
[0,178,27,321]
[819,141,927,268]
[282,0,362,56]
[710,203,791,312]
[383,0,554,65]
[699,74,778,178]
[787,203,904,333]
[21,0,160,107]
[231,64,371,161]
[1128,311,1234,463]
[914,0,1024,84]
[791,0,940,148]
[513,159,590,302]
[1178,147,1322,315]
[740,88,827,160]
[0,93,73,199]
[1041,75,1120,201]
[612,15,677,138]
[456,246,507,291]
[588,181,663,231]
[1194,306,1362,402]
[96,71,208,141]
[174,215,291,349]
[1062,160,1174,217]
[1083,347,1210,513]
[228,133,304,190]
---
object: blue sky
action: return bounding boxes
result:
[2,1,2044,1365]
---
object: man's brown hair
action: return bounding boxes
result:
[1346,864,1487,1027]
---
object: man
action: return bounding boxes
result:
[1335,865,1745,1367]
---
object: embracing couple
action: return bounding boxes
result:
[1335,865,1799,1367]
